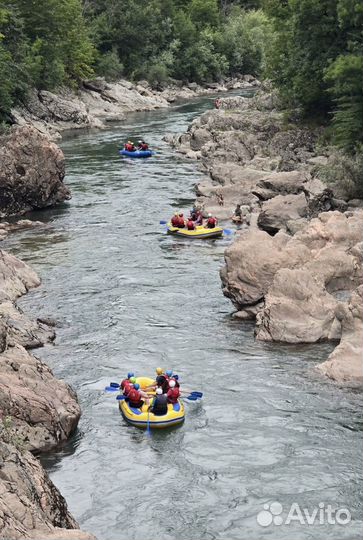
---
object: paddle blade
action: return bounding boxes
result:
[223,229,234,235]
[110,382,120,388]
[159,220,167,225]
[186,395,198,401]
[190,392,203,398]
[116,395,126,400]
[105,386,120,392]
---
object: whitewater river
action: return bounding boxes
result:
[5,94,362,540]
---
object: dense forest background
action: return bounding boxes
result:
[0,0,362,155]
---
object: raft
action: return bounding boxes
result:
[167,224,223,239]
[119,149,153,158]
[119,376,185,429]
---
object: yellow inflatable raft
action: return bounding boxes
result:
[167,224,223,239]
[119,376,185,429]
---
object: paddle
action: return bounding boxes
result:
[105,386,120,392]
[160,220,167,225]
[146,406,151,436]
[116,394,126,400]
[189,392,203,398]
[223,229,234,235]
[110,382,120,388]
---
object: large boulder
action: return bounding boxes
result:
[255,268,341,343]
[317,286,363,384]
[0,250,40,301]
[257,192,308,234]
[221,210,363,312]
[0,441,96,539]
[0,344,80,452]
[220,229,308,308]
[0,126,70,217]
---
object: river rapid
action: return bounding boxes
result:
[4,94,362,540]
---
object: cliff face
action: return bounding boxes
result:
[0,125,70,217]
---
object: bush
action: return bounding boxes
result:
[95,50,124,81]
[318,148,363,199]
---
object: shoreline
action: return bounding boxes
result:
[168,91,363,386]
[11,75,260,140]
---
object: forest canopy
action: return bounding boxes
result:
[0,0,361,153]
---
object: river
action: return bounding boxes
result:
[4,94,362,540]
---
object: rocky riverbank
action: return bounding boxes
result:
[11,75,260,139]
[0,248,96,540]
[0,130,95,538]
[168,90,363,386]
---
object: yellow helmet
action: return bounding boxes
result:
[156,367,163,375]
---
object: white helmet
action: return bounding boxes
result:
[169,380,176,388]
[156,387,163,395]
[208,213,212,217]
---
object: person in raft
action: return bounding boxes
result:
[137,140,149,150]
[167,379,180,404]
[120,372,134,392]
[177,212,186,228]
[146,367,169,393]
[124,141,136,151]
[123,376,136,397]
[186,217,196,230]
[149,387,168,416]
[171,212,180,227]
[127,383,150,408]
[206,213,218,228]
[190,207,203,225]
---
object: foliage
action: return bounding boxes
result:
[318,148,363,199]
[263,0,362,154]
[95,49,124,81]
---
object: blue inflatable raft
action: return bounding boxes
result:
[120,149,153,158]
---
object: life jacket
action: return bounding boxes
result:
[207,217,217,228]
[171,216,179,227]
[139,143,148,150]
[151,394,168,416]
[186,219,195,230]
[167,387,180,404]
[177,216,185,228]
[121,380,132,395]
[125,143,134,151]
[195,212,203,225]
[128,388,142,406]
[120,378,128,390]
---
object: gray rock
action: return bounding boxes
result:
[0,126,70,217]
[258,193,308,234]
